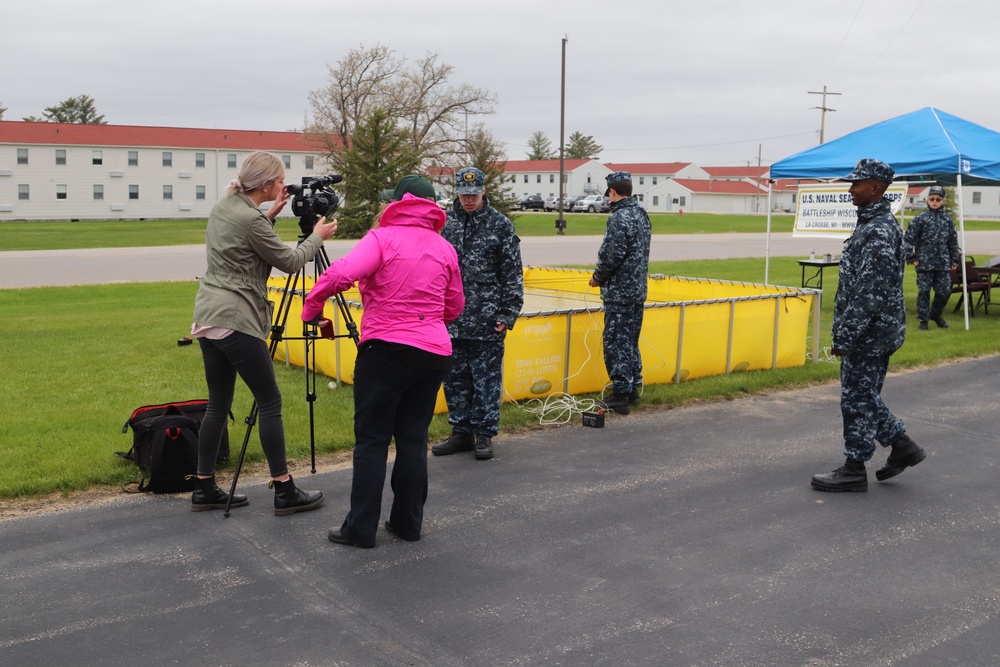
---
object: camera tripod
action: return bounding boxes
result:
[223,241,359,517]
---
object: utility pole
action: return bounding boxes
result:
[808,85,841,144]
[556,35,568,235]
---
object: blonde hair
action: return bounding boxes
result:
[226,151,284,196]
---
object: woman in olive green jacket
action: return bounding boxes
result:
[190,151,337,515]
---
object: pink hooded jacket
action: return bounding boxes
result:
[302,194,465,356]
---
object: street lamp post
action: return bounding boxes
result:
[556,35,568,235]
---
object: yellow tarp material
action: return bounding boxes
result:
[267,267,815,413]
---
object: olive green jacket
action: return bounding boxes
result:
[193,193,324,339]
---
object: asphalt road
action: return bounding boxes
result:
[4,231,1000,289]
[3,357,1000,666]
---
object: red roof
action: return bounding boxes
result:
[0,120,332,152]
[671,179,766,195]
[603,162,692,174]
[502,159,594,172]
[702,166,769,178]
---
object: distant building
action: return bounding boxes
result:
[500,159,612,200]
[0,121,330,221]
[6,119,1000,220]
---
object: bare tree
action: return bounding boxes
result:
[0,102,6,120]
[307,45,496,167]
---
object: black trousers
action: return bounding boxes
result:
[197,332,288,478]
[340,341,449,546]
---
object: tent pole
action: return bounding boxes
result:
[765,181,773,285]
[957,172,970,330]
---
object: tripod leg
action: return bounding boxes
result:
[224,400,258,517]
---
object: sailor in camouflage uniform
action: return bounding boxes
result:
[903,185,960,330]
[812,159,926,493]
[588,171,652,415]
[432,167,524,461]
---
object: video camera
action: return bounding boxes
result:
[287,175,342,236]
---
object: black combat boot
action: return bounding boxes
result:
[629,385,642,406]
[431,432,474,456]
[918,321,929,330]
[601,392,631,414]
[270,475,324,516]
[932,315,949,328]
[190,476,249,512]
[876,432,926,481]
[474,434,494,460]
[811,457,868,492]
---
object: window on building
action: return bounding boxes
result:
[549,174,555,183]
[639,176,645,185]
[196,185,206,200]
[93,184,104,200]
[195,153,205,168]
[973,191,982,204]
[679,196,687,207]
[228,154,237,168]
[305,156,314,170]
[653,196,659,206]
[92,150,103,165]
[18,184,29,200]
[128,151,139,166]
[652,177,658,185]
[17,149,28,165]
[536,175,541,183]
[55,149,67,165]
[129,185,139,200]
[282,155,291,169]
[162,152,172,167]
[56,184,67,200]
[523,175,528,183]
[792,194,797,203]
[163,185,173,200]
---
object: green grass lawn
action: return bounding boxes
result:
[5,213,1000,251]
[2,258,999,501]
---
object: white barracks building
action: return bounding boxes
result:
[0,121,326,221]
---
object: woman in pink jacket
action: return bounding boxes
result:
[302,176,464,548]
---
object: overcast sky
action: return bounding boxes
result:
[3,0,996,167]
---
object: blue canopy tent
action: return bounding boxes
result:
[765,107,1000,329]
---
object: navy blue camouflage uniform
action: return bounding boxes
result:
[441,196,524,438]
[833,197,907,462]
[592,195,652,396]
[903,206,960,323]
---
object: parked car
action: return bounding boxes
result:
[518,194,545,211]
[572,195,607,213]
[562,195,583,212]
[543,195,561,211]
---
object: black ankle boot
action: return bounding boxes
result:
[601,392,631,414]
[876,433,926,481]
[190,476,248,512]
[431,432,474,456]
[811,457,868,492]
[270,475,324,516]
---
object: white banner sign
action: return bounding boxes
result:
[791,182,908,239]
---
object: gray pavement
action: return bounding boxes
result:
[4,231,1000,289]
[5,231,1000,665]
[3,356,1000,666]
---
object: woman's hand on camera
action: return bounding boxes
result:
[270,186,290,216]
[315,217,338,240]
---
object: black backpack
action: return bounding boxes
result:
[116,400,230,493]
